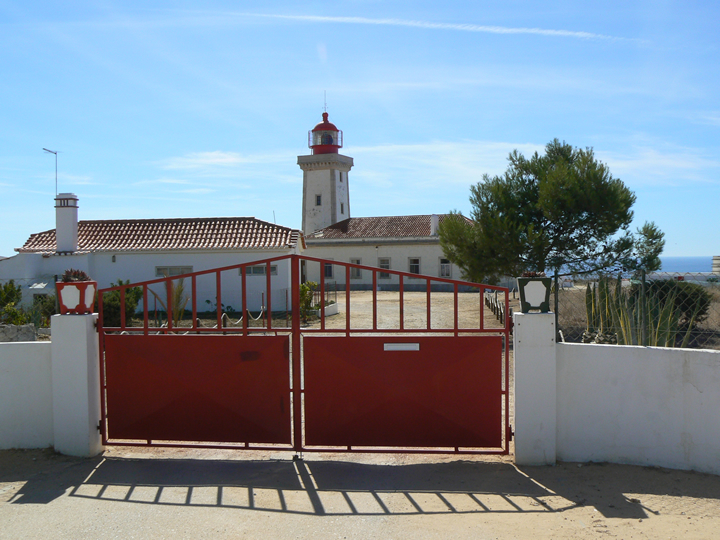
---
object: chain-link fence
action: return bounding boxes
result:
[555,272,720,350]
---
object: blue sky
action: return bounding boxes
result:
[1,1,718,259]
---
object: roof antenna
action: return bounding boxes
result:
[273,210,276,224]
[323,91,327,113]
[43,148,58,196]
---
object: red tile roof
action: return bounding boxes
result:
[16,217,301,253]
[306,215,467,240]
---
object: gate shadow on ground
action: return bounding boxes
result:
[8,452,720,519]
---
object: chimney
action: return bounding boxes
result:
[55,193,79,253]
[430,214,440,236]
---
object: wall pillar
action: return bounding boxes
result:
[50,314,103,457]
[513,312,556,465]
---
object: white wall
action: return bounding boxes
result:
[556,343,720,475]
[305,241,460,289]
[1,249,296,312]
[0,342,53,449]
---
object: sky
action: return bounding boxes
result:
[1,1,718,259]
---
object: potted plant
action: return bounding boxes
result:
[517,271,552,313]
[56,268,97,314]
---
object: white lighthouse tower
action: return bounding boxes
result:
[298,112,354,234]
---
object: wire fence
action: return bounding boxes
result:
[555,272,720,350]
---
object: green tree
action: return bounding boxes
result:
[439,139,664,283]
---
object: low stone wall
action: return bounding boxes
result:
[0,324,36,342]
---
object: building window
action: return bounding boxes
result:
[440,258,451,278]
[378,258,391,279]
[242,265,278,276]
[341,203,344,215]
[324,261,334,279]
[315,194,322,206]
[350,258,361,279]
[408,257,421,275]
[156,266,193,277]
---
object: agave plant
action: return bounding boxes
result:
[584,275,699,348]
[61,268,91,282]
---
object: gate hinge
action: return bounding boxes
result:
[94,320,99,332]
[508,426,514,442]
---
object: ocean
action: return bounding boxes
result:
[659,256,714,273]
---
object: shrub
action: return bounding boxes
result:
[102,280,143,327]
[0,302,28,325]
[630,279,712,330]
[0,280,22,309]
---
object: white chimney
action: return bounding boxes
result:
[55,193,79,253]
[430,214,440,236]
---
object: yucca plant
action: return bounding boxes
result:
[148,277,189,327]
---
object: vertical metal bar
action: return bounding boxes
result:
[554,273,559,341]
[641,268,647,346]
[504,329,510,453]
[505,288,510,331]
[267,262,273,331]
[372,270,378,330]
[216,272,222,329]
[119,287,126,329]
[143,285,148,335]
[479,287,485,331]
[166,279,173,332]
[191,275,197,330]
[241,267,248,335]
[426,279,431,330]
[453,283,459,336]
[291,256,303,452]
[345,265,351,335]
[399,275,404,331]
[320,262,326,331]
[97,314,107,444]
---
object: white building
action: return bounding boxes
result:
[299,113,461,290]
[0,193,303,311]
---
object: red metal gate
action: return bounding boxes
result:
[98,255,511,455]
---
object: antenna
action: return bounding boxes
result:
[323,91,327,113]
[273,210,276,224]
[43,148,58,196]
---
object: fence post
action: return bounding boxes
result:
[50,314,103,457]
[641,269,647,347]
[513,311,557,466]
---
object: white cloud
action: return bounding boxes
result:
[250,14,641,43]
[599,146,720,186]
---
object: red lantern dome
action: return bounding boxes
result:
[308,112,343,154]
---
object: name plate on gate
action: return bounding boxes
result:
[383,343,420,351]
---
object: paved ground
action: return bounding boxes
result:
[2,447,720,539]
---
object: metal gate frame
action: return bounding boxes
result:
[98,255,512,455]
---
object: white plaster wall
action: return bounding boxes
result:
[557,343,720,475]
[305,242,460,288]
[0,342,53,449]
[513,313,557,465]
[89,249,294,312]
[0,250,296,312]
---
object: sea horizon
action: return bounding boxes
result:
[659,256,715,273]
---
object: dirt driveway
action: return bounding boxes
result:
[2,447,720,539]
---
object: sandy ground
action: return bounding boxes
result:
[4,292,719,538]
[2,447,720,539]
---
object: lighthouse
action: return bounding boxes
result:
[298,112,354,234]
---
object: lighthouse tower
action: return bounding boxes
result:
[298,112,354,234]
